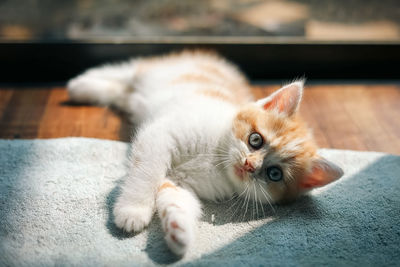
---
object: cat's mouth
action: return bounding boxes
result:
[234,164,248,180]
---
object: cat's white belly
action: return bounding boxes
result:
[156,98,238,201]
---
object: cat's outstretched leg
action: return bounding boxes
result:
[113,120,177,233]
[156,179,202,256]
[67,60,137,108]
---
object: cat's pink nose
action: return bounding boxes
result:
[244,159,255,173]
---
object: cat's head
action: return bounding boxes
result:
[225,80,343,204]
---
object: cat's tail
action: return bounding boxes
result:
[67,60,138,111]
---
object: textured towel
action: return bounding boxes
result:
[0,138,399,266]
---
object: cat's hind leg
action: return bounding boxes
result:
[156,179,202,256]
[67,60,137,109]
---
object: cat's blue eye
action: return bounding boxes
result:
[267,166,283,182]
[248,132,263,149]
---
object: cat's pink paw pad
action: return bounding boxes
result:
[165,228,190,255]
[164,215,193,255]
[113,205,153,233]
[170,221,183,230]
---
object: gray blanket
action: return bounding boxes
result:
[0,138,399,266]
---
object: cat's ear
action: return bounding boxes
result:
[256,80,304,116]
[299,157,344,189]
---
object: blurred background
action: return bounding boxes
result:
[1,0,399,83]
[1,0,399,41]
[0,0,399,154]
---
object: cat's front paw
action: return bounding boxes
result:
[113,205,153,233]
[163,211,195,255]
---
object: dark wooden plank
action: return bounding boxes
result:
[0,89,13,115]
[0,89,50,139]
[299,89,331,149]
[37,89,131,141]
[307,85,370,151]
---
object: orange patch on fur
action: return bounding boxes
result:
[158,182,177,192]
[174,73,214,84]
[196,88,235,102]
[246,152,264,168]
[233,105,262,139]
[135,49,253,106]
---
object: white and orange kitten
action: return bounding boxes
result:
[67,50,343,256]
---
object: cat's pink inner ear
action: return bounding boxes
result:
[300,157,344,189]
[257,80,304,116]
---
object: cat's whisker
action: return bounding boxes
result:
[226,183,248,211]
[226,191,245,213]
[257,179,267,185]
[253,181,259,220]
[213,148,227,155]
[215,159,231,168]
[179,153,226,158]
[259,185,276,213]
[242,187,251,222]
[252,191,256,221]
[228,195,245,222]
[220,136,232,146]
[237,184,250,199]
[221,162,233,170]
[229,198,243,221]
[216,157,235,170]
[216,163,232,171]
[239,186,249,209]
[214,147,230,154]
[220,193,238,204]
[256,181,266,218]
[226,198,238,213]
[215,142,230,154]
[228,184,249,222]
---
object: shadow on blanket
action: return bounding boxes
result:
[104,154,400,265]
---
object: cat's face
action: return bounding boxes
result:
[225,81,343,204]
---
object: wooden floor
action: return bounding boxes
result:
[1,84,400,154]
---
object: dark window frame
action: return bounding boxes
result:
[0,38,399,83]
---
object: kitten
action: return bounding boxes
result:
[67,50,343,256]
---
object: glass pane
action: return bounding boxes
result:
[1,0,399,42]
